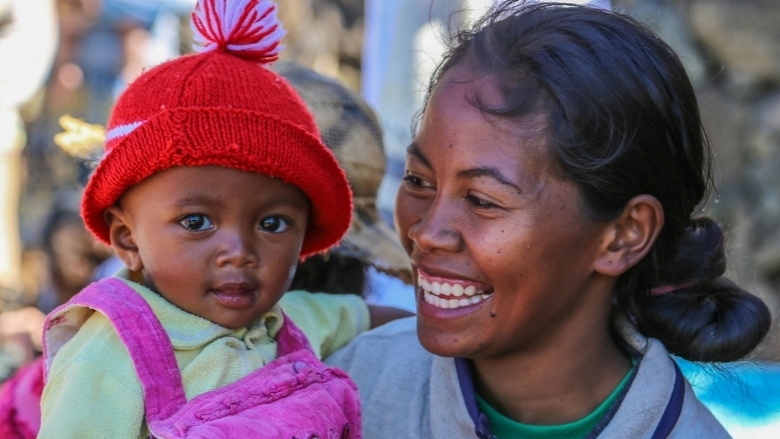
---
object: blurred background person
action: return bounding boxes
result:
[273,61,415,312]
[0,0,57,305]
[0,0,57,379]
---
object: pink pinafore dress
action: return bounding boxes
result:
[42,278,362,438]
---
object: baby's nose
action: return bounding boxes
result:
[215,228,260,267]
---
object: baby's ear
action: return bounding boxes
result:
[105,206,143,272]
[593,194,664,277]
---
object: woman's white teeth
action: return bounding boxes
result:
[423,291,491,309]
[452,284,464,297]
[418,273,492,309]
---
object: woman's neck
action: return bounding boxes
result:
[472,313,632,426]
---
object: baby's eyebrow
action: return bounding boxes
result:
[175,195,225,210]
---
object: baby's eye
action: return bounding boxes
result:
[179,214,214,231]
[260,216,289,233]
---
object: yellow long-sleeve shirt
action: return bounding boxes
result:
[39,276,369,439]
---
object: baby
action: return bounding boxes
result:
[38,0,372,437]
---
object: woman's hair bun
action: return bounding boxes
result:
[633,217,771,362]
[637,278,771,361]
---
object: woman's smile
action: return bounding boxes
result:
[417,268,494,312]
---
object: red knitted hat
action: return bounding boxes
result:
[81,0,352,258]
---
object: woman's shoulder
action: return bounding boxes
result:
[326,316,427,364]
[325,317,433,391]
[601,335,730,438]
[672,383,731,438]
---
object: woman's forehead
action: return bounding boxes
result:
[429,65,549,140]
[420,74,553,180]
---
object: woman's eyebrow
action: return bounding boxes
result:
[406,142,432,169]
[457,167,524,195]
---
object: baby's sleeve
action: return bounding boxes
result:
[280,291,370,359]
[38,314,147,439]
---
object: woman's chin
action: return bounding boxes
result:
[415,294,496,358]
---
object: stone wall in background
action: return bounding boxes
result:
[615,0,780,359]
[276,0,365,91]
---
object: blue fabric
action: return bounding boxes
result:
[454,358,494,439]
[676,358,780,438]
[651,362,685,439]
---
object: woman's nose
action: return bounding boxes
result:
[215,227,260,267]
[407,198,463,254]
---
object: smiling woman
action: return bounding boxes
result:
[325,2,771,439]
[398,81,616,366]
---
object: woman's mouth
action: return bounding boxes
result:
[418,270,493,310]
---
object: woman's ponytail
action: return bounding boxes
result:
[628,219,771,361]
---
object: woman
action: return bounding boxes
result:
[326,2,771,438]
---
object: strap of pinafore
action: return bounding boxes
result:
[44,278,187,422]
[43,278,315,425]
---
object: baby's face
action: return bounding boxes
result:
[110,166,310,329]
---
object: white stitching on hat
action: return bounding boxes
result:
[105,121,145,142]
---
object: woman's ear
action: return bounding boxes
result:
[594,195,664,277]
[105,206,144,272]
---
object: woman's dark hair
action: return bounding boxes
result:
[427,1,770,361]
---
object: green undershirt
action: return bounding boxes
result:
[477,364,635,439]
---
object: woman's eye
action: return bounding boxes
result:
[402,172,431,189]
[260,216,289,233]
[465,194,498,210]
[180,214,214,231]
